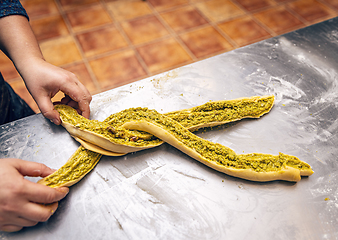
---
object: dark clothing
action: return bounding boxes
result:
[0,0,28,19]
[0,1,33,125]
[0,73,35,125]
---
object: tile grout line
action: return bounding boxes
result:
[53,0,103,94]
[191,2,241,51]
[193,0,248,49]
[146,2,199,62]
[100,0,152,78]
[149,1,242,61]
[285,1,338,26]
[228,0,273,37]
[228,0,333,36]
[283,3,313,26]
[229,0,288,37]
[318,0,338,12]
[6,0,338,108]
[19,0,338,98]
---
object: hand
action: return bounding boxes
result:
[20,58,92,125]
[0,15,92,124]
[0,158,69,232]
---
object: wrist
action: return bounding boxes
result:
[16,57,46,82]
[0,15,45,77]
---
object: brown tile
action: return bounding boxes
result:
[63,63,97,93]
[235,0,275,12]
[179,26,233,58]
[39,36,82,66]
[107,0,153,21]
[21,0,59,18]
[31,15,69,42]
[0,52,20,80]
[121,15,169,45]
[9,79,39,113]
[137,37,192,73]
[76,25,128,57]
[66,4,112,32]
[322,0,338,11]
[196,0,245,22]
[59,0,100,11]
[254,6,305,35]
[146,0,189,11]
[288,0,335,23]
[89,49,147,89]
[218,16,271,46]
[160,6,209,33]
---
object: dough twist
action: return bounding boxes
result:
[38,95,313,187]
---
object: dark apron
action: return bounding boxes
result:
[0,72,35,125]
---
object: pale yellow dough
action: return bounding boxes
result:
[38,95,313,187]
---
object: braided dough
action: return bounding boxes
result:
[38,95,313,187]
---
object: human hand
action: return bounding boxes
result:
[0,158,69,232]
[0,15,91,124]
[19,58,92,125]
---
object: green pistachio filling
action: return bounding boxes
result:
[121,108,312,173]
[55,105,162,147]
[45,95,312,186]
[166,96,274,128]
[55,96,274,148]
[42,147,102,187]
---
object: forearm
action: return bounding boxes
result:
[0,12,91,122]
[0,15,44,75]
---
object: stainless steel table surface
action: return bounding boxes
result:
[1,17,338,240]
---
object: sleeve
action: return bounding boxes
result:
[0,0,29,20]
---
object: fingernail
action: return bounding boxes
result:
[32,169,41,176]
[52,118,61,125]
[56,187,69,194]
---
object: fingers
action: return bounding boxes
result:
[1,225,23,232]
[0,159,68,232]
[3,216,39,229]
[9,158,69,203]
[42,77,91,122]
[23,180,69,204]
[60,95,79,109]
[0,203,58,232]
[59,79,91,119]
[13,159,55,178]
[20,202,58,223]
[37,95,62,125]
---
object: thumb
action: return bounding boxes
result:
[35,95,61,125]
[14,159,55,178]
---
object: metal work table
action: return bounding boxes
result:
[1,17,338,240]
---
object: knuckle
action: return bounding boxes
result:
[38,163,50,173]
[63,72,76,81]
[1,203,13,213]
[0,200,17,216]
[87,94,92,102]
[11,181,25,196]
[68,72,77,80]
[81,95,91,103]
[40,108,54,117]
[38,209,52,222]
[44,191,57,203]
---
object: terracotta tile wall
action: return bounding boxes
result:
[1,0,338,113]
